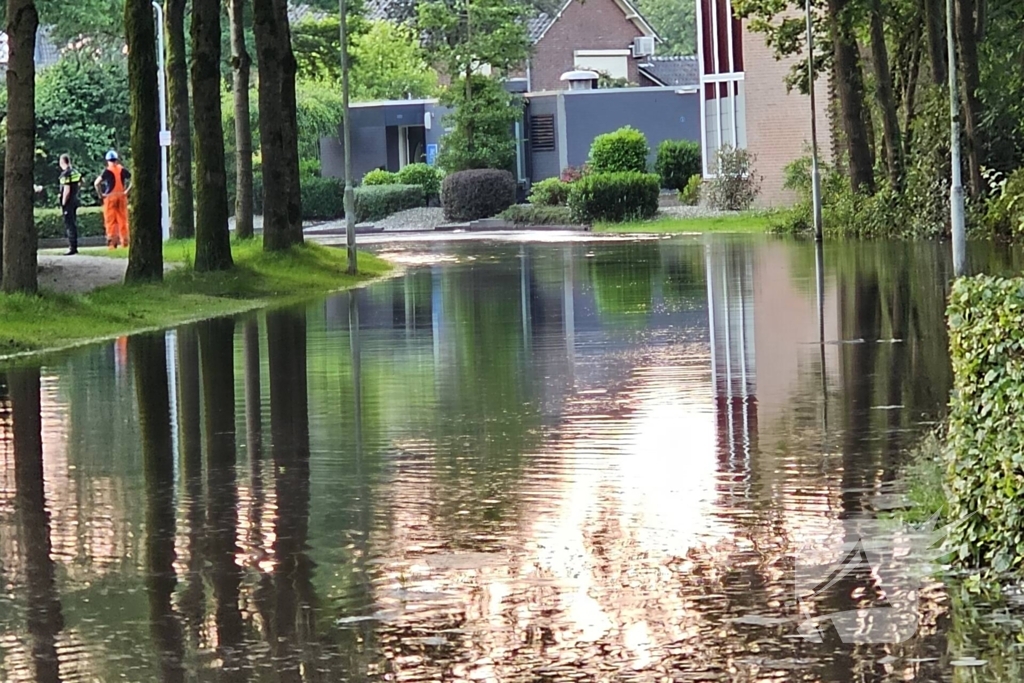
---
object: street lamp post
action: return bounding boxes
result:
[946,0,966,276]
[152,1,171,242]
[805,0,823,241]
[340,0,357,273]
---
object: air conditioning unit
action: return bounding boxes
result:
[632,36,655,58]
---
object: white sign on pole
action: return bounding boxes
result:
[159,131,172,147]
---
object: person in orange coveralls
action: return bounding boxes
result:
[94,150,132,248]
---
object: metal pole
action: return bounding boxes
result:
[152,1,171,242]
[340,0,357,273]
[805,0,823,241]
[946,0,966,277]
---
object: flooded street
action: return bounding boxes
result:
[2,235,1024,681]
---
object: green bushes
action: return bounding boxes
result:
[362,169,399,186]
[655,140,701,190]
[301,177,346,220]
[589,126,649,174]
[499,205,579,225]
[355,184,424,222]
[946,276,1024,573]
[528,178,571,206]
[568,172,660,223]
[441,169,516,221]
[679,175,702,206]
[36,207,105,239]
[983,168,1024,239]
[396,163,443,200]
[704,146,762,211]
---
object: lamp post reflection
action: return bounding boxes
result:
[9,367,65,683]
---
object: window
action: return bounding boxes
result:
[573,49,630,80]
[530,115,556,152]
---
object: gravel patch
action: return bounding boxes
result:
[658,205,740,220]
[37,253,178,295]
[374,207,446,232]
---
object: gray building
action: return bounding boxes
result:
[321,87,701,187]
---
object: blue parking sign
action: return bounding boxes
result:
[426,144,438,166]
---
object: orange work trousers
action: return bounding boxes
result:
[104,193,129,248]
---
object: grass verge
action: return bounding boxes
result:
[595,212,775,234]
[1,240,391,359]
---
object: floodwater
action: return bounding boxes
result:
[1,235,1023,682]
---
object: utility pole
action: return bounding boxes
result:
[947,0,966,276]
[805,0,823,241]
[340,0,357,274]
[152,1,171,242]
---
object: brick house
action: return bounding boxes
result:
[522,0,660,92]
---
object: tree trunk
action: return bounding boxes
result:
[191,0,233,271]
[955,0,984,199]
[166,0,195,239]
[869,0,903,188]
[827,0,876,195]
[923,0,947,85]
[2,0,39,293]
[229,0,255,239]
[125,0,164,283]
[253,0,303,250]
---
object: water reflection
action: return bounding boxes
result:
[0,237,1016,681]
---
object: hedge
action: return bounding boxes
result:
[528,178,571,207]
[499,204,580,226]
[441,169,516,222]
[946,276,1024,573]
[396,163,442,200]
[568,172,660,223]
[362,169,399,186]
[655,140,701,191]
[36,207,105,239]
[355,184,424,222]
[252,174,423,222]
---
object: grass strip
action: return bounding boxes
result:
[595,212,774,234]
[1,240,390,359]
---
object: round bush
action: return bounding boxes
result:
[397,163,442,199]
[589,126,650,174]
[441,169,517,222]
[656,140,702,190]
[362,169,399,186]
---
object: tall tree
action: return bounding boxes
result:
[124,0,164,282]
[229,0,255,239]
[253,0,303,250]
[922,0,947,85]
[166,0,195,239]
[955,0,984,198]
[2,0,39,293]
[191,0,233,270]
[869,0,904,187]
[827,0,875,194]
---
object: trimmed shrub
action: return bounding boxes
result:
[568,172,660,223]
[679,174,702,206]
[656,140,702,190]
[354,184,424,222]
[589,126,649,174]
[362,169,399,186]
[946,276,1024,573]
[441,169,516,222]
[36,207,105,239]
[302,176,346,220]
[704,146,762,211]
[499,204,580,226]
[396,163,442,199]
[528,178,571,206]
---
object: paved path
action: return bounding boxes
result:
[37,253,177,295]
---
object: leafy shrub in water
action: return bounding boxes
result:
[704,146,762,211]
[499,204,579,225]
[441,169,517,221]
[528,178,571,206]
[354,184,424,222]
[362,169,399,186]
[946,276,1024,573]
[568,172,660,223]
[656,139,702,190]
[679,174,702,206]
[396,163,442,200]
[589,126,649,174]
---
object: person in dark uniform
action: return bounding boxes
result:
[58,154,82,255]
